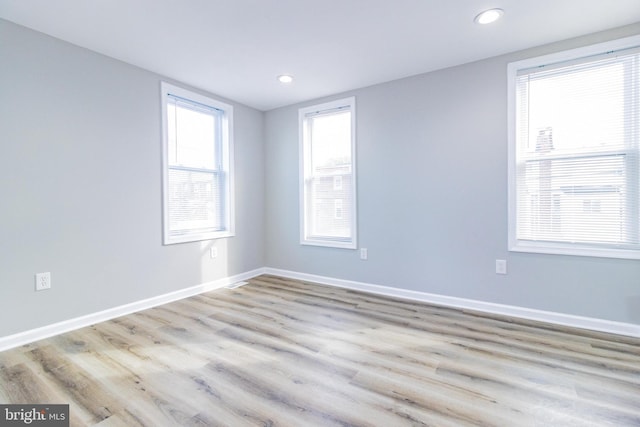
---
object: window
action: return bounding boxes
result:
[161,82,234,244]
[508,36,640,259]
[299,97,357,248]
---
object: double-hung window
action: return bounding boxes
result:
[300,97,357,249]
[508,35,640,259]
[161,82,234,244]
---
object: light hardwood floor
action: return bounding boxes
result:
[1,275,639,426]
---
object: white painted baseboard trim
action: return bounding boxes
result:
[0,268,267,352]
[264,268,640,338]
[3,266,638,352]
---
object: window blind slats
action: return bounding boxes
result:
[168,169,223,234]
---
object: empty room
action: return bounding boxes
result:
[1,1,640,426]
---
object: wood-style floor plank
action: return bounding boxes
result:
[1,274,639,426]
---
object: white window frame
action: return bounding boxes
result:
[299,97,357,249]
[507,35,640,259]
[161,82,234,245]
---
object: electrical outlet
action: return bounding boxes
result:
[360,248,368,260]
[495,259,507,275]
[35,272,51,291]
[210,247,218,259]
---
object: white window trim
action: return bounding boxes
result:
[507,35,640,260]
[299,97,357,249]
[161,82,235,245]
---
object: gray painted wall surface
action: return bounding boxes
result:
[264,24,640,325]
[0,20,265,336]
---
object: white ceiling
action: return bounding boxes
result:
[1,1,640,111]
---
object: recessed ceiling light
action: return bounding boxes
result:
[474,8,504,25]
[277,74,294,84]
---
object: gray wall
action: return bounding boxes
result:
[264,23,640,325]
[0,20,265,336]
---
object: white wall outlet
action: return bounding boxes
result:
[495,259,507,275]
[35,272,51,291]
[360,248,368,260]
[210,247,218,259]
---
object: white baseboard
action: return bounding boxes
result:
[0,268,267,352]
[264,268,640,339]
[3,266,637,353]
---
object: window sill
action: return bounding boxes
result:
[301,238,357,250]
[164,231,235,245]
[509,239,640,260]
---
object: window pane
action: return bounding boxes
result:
[307,175,352,238]
[167,98,218,170]
[168,168,222,233]
[525,60,626,154]
[519,155,627,243]
[310,111,351,172]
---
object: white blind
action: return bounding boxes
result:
[166,94,226,238]
[514,47,639,252]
